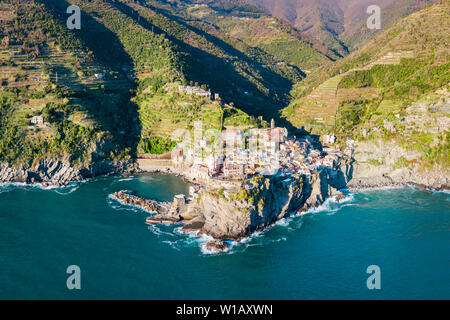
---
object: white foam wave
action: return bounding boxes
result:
[431,189,450,194]
[337,193,355,203]
[147,224,176,238]
[0,181,45,191]
[118,177,134,182]
[52,183,80,195]
[0,180,85,194]
[274,218,290,227]
[303,193,355,215]
[270,237,287,243]
[161,240,182,251]
[305,199,339,215]
[348,185,409,192]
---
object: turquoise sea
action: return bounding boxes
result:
[0,173,449,299]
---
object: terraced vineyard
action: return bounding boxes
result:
[0,0,141,164]
[285,51,416,131]
[137,83,260,143]
[284,0,449,135]
[183,5,332,71]
[283,2,449,172]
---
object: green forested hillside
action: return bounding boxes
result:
[176,0,334,70]
[283,1,449,167]
[0,0,140,165]
[0,0,329,165]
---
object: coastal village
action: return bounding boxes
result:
[171,119,346,182]
[116,118,351,251]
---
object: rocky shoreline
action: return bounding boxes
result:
[348,181,450,193]
[0,158,135,187]
[109,161,352,252]
[2,159,447,193]
[2,154,448,252]
[350,139,449,192]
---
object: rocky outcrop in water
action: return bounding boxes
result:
[131,161,351,251]
[205,240,229,253]
[111,190,171,214]
[110,160,351,252]
[194,167,348,242]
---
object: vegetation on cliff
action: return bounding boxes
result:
[283,1,449,169]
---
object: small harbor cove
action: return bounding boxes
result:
[0,173,449,299]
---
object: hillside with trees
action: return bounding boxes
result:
[283,1,449,169]
[0,0,330,166]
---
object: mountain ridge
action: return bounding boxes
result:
[247,0,439,52]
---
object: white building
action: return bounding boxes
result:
[178,85,211,98]
[30,116,44,125]
[323,134,336,145]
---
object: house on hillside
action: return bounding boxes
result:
[206,154,223,176]
[178,85,211,98]
[323,134,336,145]
[30,116,44,125]
[222,129,244,148]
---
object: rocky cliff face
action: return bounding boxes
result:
[0,158,133,187]
[179,162,350,241]
[346,90,449,191]
[350,139,449,190]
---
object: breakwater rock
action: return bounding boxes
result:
[111,190,172,216]
[205,240,230,253]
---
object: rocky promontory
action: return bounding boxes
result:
[113,161,351,252]
[188,166,349,243]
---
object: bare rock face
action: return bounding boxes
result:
[350,139,449,190]
[190,164,350,241]
[181,216,206,233]
[304,168,347,208]
[198,191,252,240]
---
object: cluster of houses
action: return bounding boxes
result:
[172,120,344,181]
[178,85,212,99]
[277,137,343,176]
[30,115,44,125]
[177,85,222,102]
